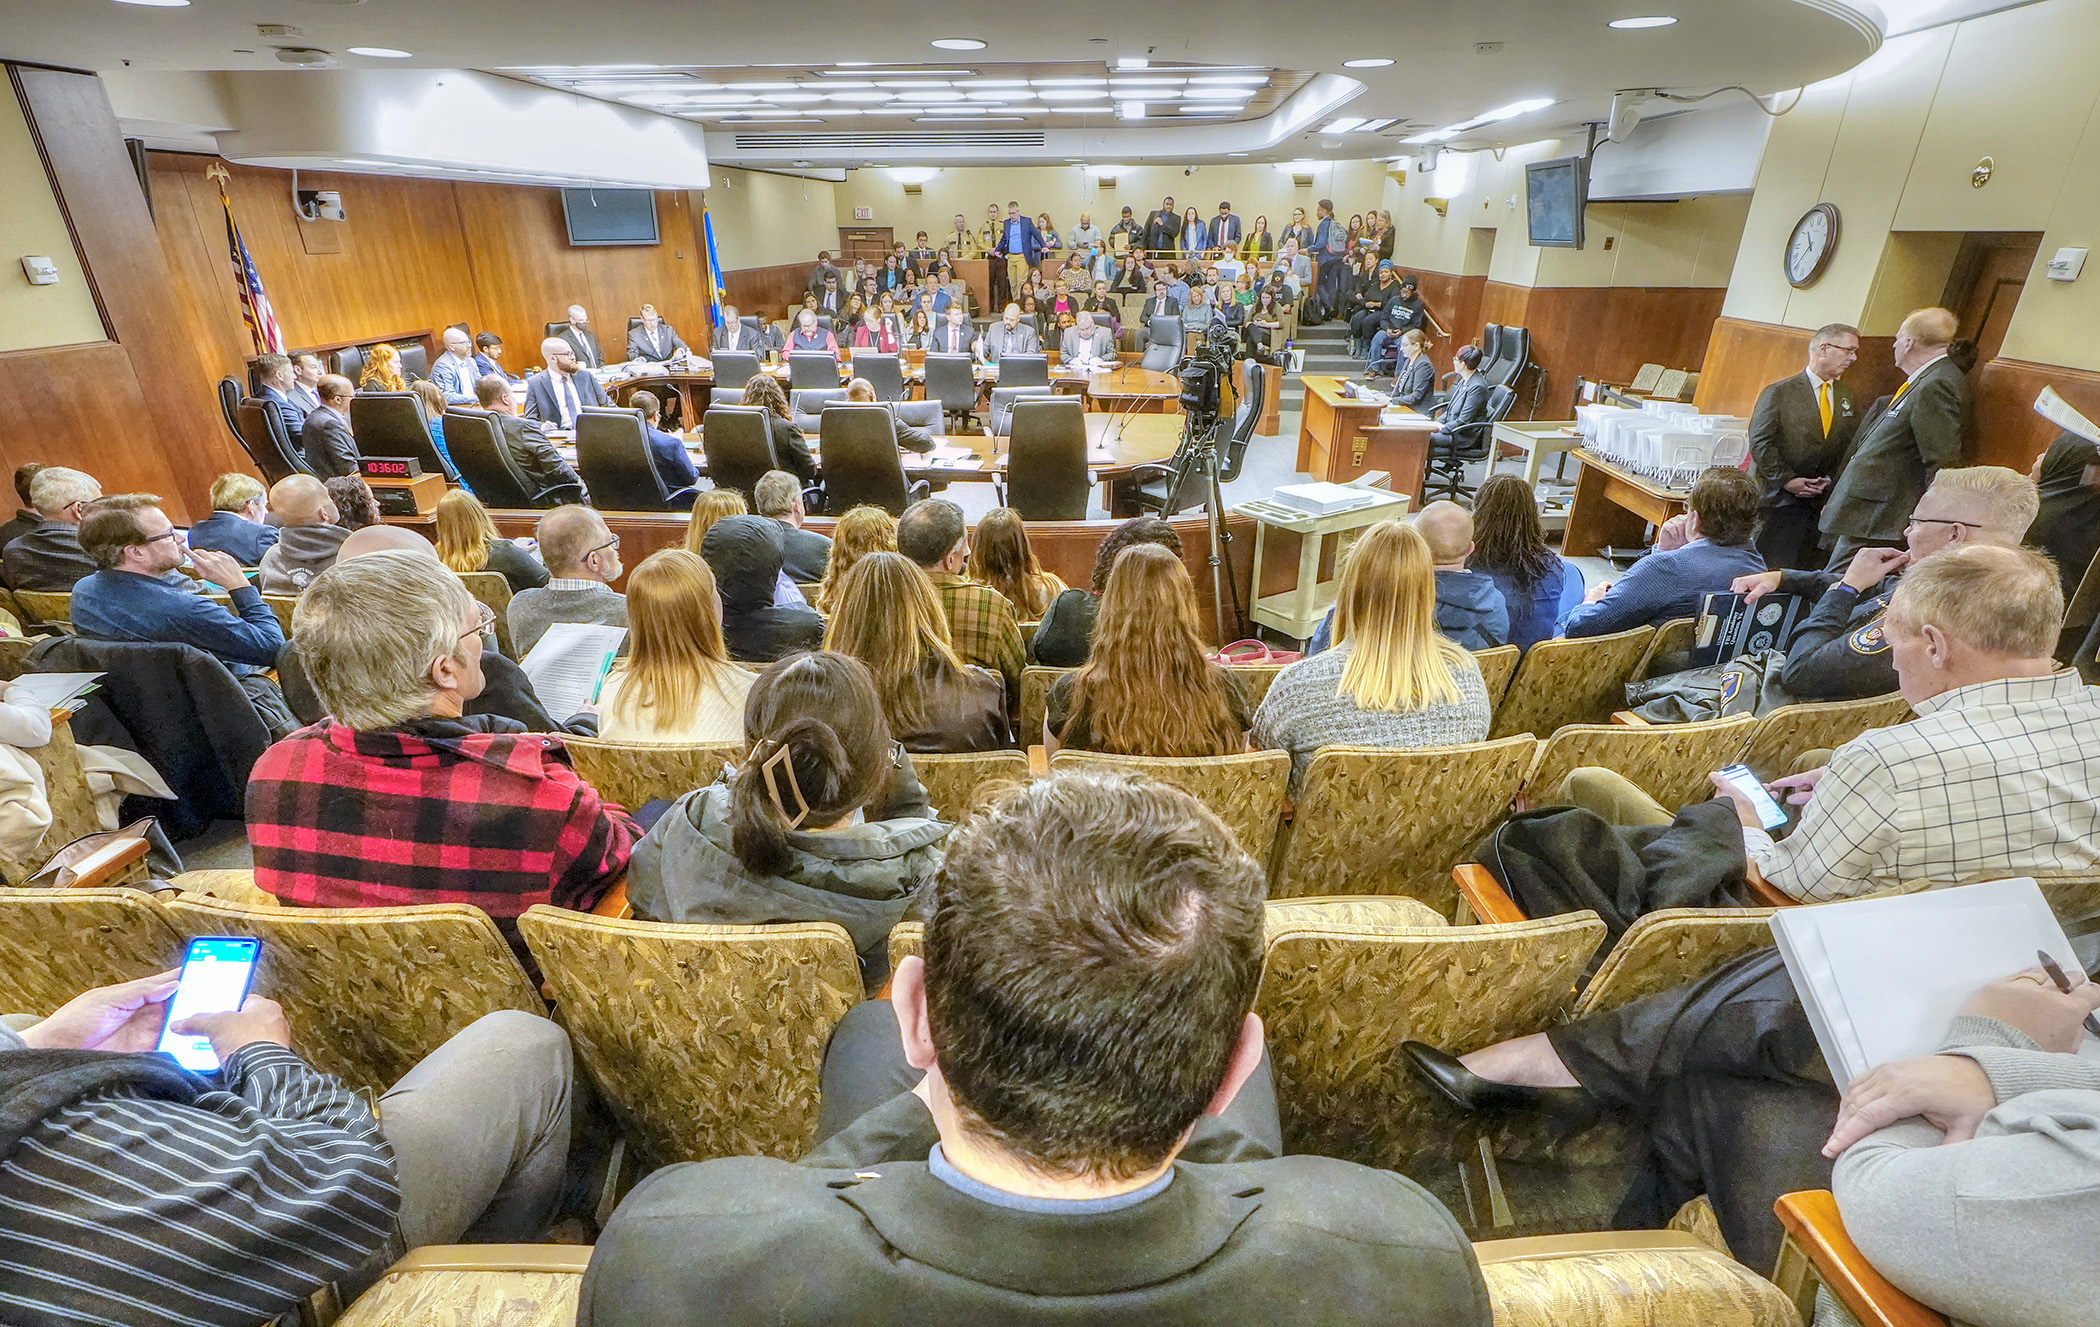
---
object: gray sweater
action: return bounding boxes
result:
[1250,642,1492,791]
[505,581,627,658]
[1833,1015,2100,1327]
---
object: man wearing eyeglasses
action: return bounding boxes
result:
[505,505,627,657]
[68,492,298,737]
[1819,306,1973,569]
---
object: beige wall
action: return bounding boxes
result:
[703,166,841,270]
[0,85,106,353]
[1719,0,2100,370]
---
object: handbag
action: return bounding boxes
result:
[22,816,167,889]
[1210,639,1303,667]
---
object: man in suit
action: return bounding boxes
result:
[626,304,688,363]
[928,303,974,357]
[712,304,759,355]
[1820,306,1971,568]
[906,232,937,279]
[1061,311,1116,371]
[430,327,482,405]
[1142,195,1181,255]
[300,375,360,478]
[472,333,508,381]
[480,374,584,501]
[993,201,1046,313]
[976,303,1040,364]
[629,390,699,490]
[253,353,306,437]
[579,772,1492,1327]
[1207,201,1242,253]
[524,336,612,429]
[1749,322,1861,570]
[287,352,325,415]
[556,305,602,369]
[814,272,846,318]
[3,466,101,592]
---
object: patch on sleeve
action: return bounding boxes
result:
[1849,618,1891,654]
[1718,673,1742,703]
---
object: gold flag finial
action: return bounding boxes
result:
[204,161,231,185]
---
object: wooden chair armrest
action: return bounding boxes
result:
[590,877,633,919]
[66,837,152,890]
[1026,744,1049,776]
[1743,858,1796,908]
[1610,710,1649,726]
[1452,863,1527,925]
[380,1244,593,1276]
[1772,1190,1948,1327]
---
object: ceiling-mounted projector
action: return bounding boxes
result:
[1607,90,1656,143]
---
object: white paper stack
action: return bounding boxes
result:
[1271,482,1388,516]
[519,622,629,722]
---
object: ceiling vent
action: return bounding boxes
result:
[729,130,1048,153]
[274,47,340,68]
[1095,175,1115,189]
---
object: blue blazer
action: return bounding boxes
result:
[644,424,699,489]
[257,385,305,438]
[996,216,1045,264]
[1559,538,1766,638]
[183,511,280,566]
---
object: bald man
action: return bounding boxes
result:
[505,505,625,656]
[257,475,350,595]
[431,326,481,405]
[1820,305,1973,568]
[1307,501,1509,653]
[523,336,610,430]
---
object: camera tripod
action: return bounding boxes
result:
[1161,392,1246,644]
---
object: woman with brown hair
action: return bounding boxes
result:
[964,508,1067,621]
[737,373,816,485]
[324,476,382,531]
[358,342,407,393]
[594,549,752,744]
[434,488,549,594]
[1469,472,1582,650]
[816,506,898,614]
[1030,514,1183,666]
[825,552,1010,752]
[1045,544,1248,757]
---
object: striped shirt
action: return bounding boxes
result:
[0,1028,398,1327]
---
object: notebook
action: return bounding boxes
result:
[518,623,628,722]
[1770,877,2097,1086]
[8,672,104,714]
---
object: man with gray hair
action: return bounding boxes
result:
[753,470,832,584]
[505,505,626,656]
[556,303,602,368]
[3,465,103,592]
[1821,306,1972,568]
[1748,322,1860,569]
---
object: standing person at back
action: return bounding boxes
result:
[1310,199,1349,314]
[1309,500,1507,652]
[506,505,626,656]
[898,500,1025,706]
[1750,323,1861,570]
[1560,467,1765,637]
[1820,306,1972,569]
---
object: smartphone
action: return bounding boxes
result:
[1714,763,1790,832]
[155,937,262,1072]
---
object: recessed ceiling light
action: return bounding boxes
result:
[1119,101,1147,119]
[930,37,986,50]
[347,46,412,58]
[1608,15,1677,27]
[1342,58,1394,68]
[1117,56,1148,69]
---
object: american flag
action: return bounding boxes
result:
[213,167,284,355]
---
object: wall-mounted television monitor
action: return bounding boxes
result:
[561,188,659,246]
[1525,156,1588,248]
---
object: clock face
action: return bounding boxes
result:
[1786,204,1841,288]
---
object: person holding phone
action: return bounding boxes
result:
[0,970,574,1327]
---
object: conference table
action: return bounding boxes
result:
[1295,374,1435,503]
[1560,450,1691,557]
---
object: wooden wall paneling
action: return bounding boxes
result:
[452,181,593,374]
[1970,356,2100,471]
[722,261,819,328]
[1691,315,1901,421]
[1407,270,1486,372]
[578,191,714,361]
[149,154,259,389]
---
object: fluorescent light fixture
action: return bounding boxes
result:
[829,91,896,101]
[919,115,1024,122]
[1187,74,1268,85]
[1184,86,1251,99]
[887,167,941,183]
[768,93,825,103]
[113,0,190,7]
[1117,56,1148,69]
[813,80,874,89]
[347,47,413,58]
[1477,96,1554,121]
[962,79,1032,87]
[965,90,1017,101]
[1342,57,1394,68]
[726,81,803,90]
[879,80,955,88]
[1086,163,1126,175]
[1049,106,1104,114]
[1359,117,1399,132]
[1321,117,1367,133]
[1400,128,1461,144]
[1119,101,1147,119]
[1036,88,1108,101]
[902,90,965,100]
[820,68,975,77]
[1032,77,1108,86]
[931,37,987,49]
[1609,14,1677,27]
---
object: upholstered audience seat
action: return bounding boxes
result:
[560,738,741,812]
[1049,749,1291,862]
[0,887,184,1016]
[1491,626,1657,740]
[1522,713,1761,811]
[908,750,1028,821]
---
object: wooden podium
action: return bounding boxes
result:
[1295,375,1434,503]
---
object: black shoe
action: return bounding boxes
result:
[1398,1042,1597,1118]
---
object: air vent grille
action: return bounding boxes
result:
[730,131,1048,151]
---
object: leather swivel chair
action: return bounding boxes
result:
[440,410,584,509]
[789,352,842,392]
[996,397,1090,521]
[699,407,778,503]
[995,353,1050,388]
[331,344,368,384]
[575,407,699,511]
[235,400,315,486]
[1424,383,1516,503]
[923,354,979,434]
[855,354,906,402]
[817,405,930,517]
[711,350,761,391]
[216,377,247,449]
[1139,316,1183,372]
[396,343,430,382]
[349,392,457,481]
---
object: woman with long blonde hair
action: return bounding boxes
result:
[816,505,898,614]
[684,488,748,554]
[433,488,548,593]
[964,508,1066,621]
[595,549,752,744]
[825,552,1009,752]
[358,341,407,393]
[1046,544,1247,758]
[1252,520,1491,789]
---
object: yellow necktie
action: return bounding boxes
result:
[1890,379,1912,409]
[1818,381,1832,437]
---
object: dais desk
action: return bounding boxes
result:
[1561,451,1691,557]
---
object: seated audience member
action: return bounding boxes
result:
[625,651,949,987]
[754,469,832,583]
[301,374,361,478]
[595,549,753,745]
[584,772,1491,1327]
[506,505,626,656]
[523,336,611,430]
[840,377,936,454]
[407,379,463,482]
[1253,521,1493,790]
[1033,515,1182,667]
[185,473,280,566]
[478,373,586,499]
[253,352,308,436]
[277,526,590,735]
[701,515,825,663]
[826,552,1010,753]
[0,463,45,554]
[0,972,574,1327]
[898,500,1025,702]
[2030,427,2100,605]
[1827,969,2100,1327]
[683,489,807,611]
[70,493,296,737]
[1559,466,1765,637]
[435,487,550,595]
[629,389,700,490]
[1733,465,2036,701]
[326,475,382,532]
[816,505,898,615]
[358,342,407,394]
[1310,501,1507,652]
[258,474,351,595]
[1047,544,1248,756]
[251,551,637,962]
[740,375,819,486]
[1414,547,2100,1267]
[964,507,1066,621]
[5,466,101,592]
[1468,474,1582,650]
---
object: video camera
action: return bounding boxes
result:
[1175,308,1239,424]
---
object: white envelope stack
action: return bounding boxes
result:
[1574,402,1750,489]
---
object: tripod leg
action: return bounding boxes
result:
[1207,467,1244,639]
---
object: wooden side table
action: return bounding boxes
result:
[1235,490,1412,642]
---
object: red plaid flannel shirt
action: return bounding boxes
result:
[248,718,637,941]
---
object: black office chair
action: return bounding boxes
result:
[626,316,645,335]
[995,397,1090,521]
[700,407,778,502]
[396,343,430,382]
[1485,326,1530,388]
[789,352,842,392]
[817,405,930,517]
[216,377,247,449]
[1115,361,1266,517]
[1478,324,1503,370]
[790,388,849,433]
[441,410,583,509]
[235,399,315,486]
[996,353,1050,388]
[448,321,471,337]
[1140,317,1183,372]
[856,353,907,401]
[349,392,458,481]
[1424,383,1516,503]
[575,406,698,511]
[543,321,569,339]
[712,350,762,390]
[923,354,979,434]
[331,345,367,384]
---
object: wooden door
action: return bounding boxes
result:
[1944,233,2041,365]
[837,226,893,264]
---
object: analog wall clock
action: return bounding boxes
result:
[1785,203,1841,288]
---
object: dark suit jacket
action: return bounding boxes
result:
[993,215,1045,265]
[927,324,974,357]
[300,405,360,478]
[627,323,688,362]
[774,520,832,583]
[522,369,612,426]
[493,412,584,496]
[258,385,306,437]
[1142,209,1181,253]
[1439,375,1493,433]
[559,324,603,368]
[1748,372,1858,508]
[1208,215,1242,249]
[1821,354,1970,541]
[1142,296,1183,321]
[1393,353,1436,409]
[578,1093,1490,1327]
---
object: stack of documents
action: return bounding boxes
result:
[1271,482,1391,516]
[10,671,104,714]
[519,623,628,722]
